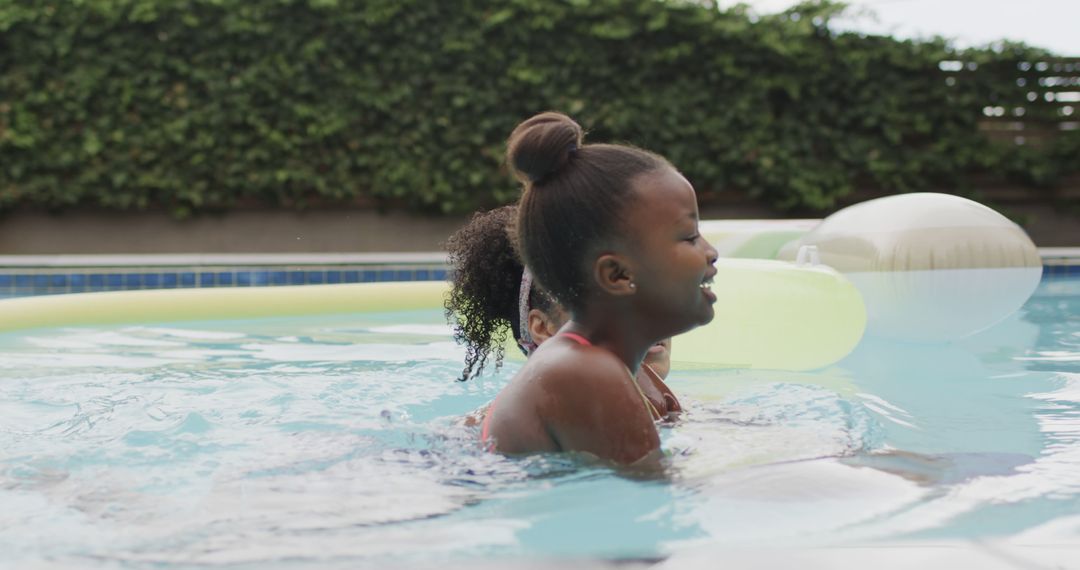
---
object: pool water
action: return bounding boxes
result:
[0,278,1077,567]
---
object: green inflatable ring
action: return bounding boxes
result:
[0,259,866,371]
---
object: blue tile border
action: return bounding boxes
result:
[1043,264,1080,279]
[0,263,452,298]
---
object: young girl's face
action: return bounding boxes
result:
[622,167,718,337]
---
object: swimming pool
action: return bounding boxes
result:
[0,275,1077,567]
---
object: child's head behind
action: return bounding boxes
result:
[445,203,675,382]
[444,205,559,381]
[508,112,672,315]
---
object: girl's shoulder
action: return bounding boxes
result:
[521,337,661,464]
[527,336,630,389]
[524,338,651,421]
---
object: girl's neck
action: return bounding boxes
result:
[562,314,652,375]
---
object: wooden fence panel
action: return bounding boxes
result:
[942,57,1080,146]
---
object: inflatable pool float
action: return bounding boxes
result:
[778,193,1042,342]
[0,258,867,372]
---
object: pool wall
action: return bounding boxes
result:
[2,224,1078,298]
[0,253,449,298]
[1041,247,1080,278]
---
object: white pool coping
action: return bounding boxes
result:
[653,541,1080,570]
[387,540,1080,570]
[1039,247,1080,263]
[0,252,450,268]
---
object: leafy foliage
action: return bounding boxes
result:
[0,0,1073,216]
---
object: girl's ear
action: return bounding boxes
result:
[527,308,561,345]
[593,253,635,296]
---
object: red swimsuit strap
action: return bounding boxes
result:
[480,390,502,452]
[560,332,593,347]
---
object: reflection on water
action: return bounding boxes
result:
[1020,278,1080,373]
[0,278,1077,565]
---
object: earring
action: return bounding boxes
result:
[629,282,636,290]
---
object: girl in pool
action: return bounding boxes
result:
[460,112,717,465]
[444,204,676,411]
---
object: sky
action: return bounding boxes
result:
[722,0,1079,56]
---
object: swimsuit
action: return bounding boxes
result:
[480,332,662,451]
[480,392,502,452]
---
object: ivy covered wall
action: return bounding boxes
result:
[0,0,1076,217]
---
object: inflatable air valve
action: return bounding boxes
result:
[796,245,821,266]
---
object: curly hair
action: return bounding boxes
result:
[444,205,555,381]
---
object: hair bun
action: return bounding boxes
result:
[506,112,584,185]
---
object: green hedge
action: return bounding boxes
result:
[0,0,1075,217]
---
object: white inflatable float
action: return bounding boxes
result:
[777,193,1042,342]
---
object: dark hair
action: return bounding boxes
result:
[508,112,670,314]
[444,205,557,381]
